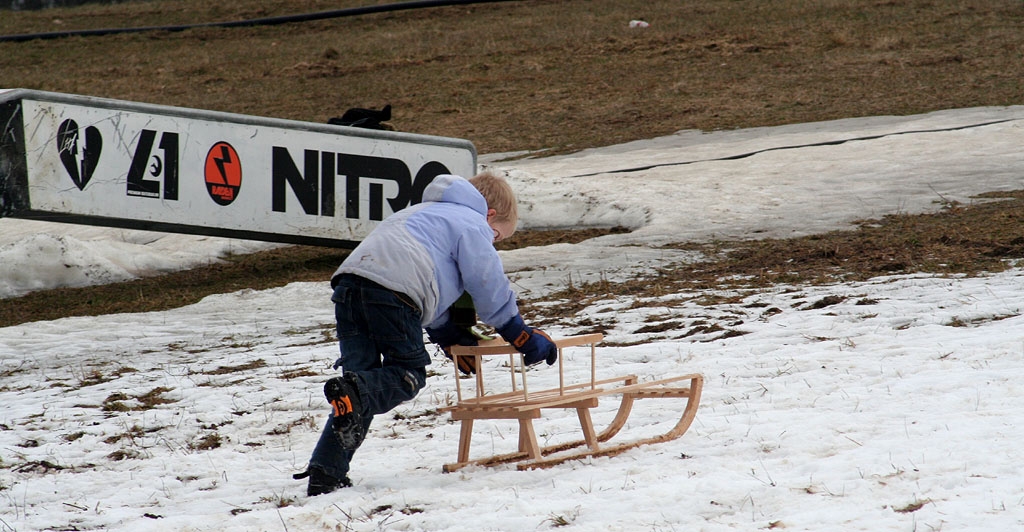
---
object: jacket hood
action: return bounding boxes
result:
[421,174,487,216]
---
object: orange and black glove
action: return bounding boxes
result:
[426,320,479,374]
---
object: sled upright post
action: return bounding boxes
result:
[441,334,703,472]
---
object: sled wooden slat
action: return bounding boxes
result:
[441,333,703,472]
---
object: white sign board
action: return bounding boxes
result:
[0,89,476,247]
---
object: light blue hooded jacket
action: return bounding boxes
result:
[331,174,519,330]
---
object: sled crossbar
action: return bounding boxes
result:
[441,334,703,472]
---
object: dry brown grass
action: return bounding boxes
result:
[2,0,1022,155]
[544,192,1024,315]
[530,192,1024,324]
[1,0,1023,327]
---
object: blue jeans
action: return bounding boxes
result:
[308,274,429,480]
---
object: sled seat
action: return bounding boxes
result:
[440,333,703,472]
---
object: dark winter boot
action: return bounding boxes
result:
[323,373,367,450]
[293,466,352,496]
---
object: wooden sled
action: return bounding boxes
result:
[441,333,703,472]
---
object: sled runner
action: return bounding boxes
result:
[440,333,703,472]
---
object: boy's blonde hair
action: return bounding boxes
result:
[469,171,518,228]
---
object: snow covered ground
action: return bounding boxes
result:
[2,107,1024,531]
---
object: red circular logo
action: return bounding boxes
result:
[204,142,242,206]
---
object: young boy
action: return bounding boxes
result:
[294,171,558,496]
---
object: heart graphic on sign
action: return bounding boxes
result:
[57,119,103,190]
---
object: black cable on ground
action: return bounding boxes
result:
[0,0,519,43]
[563,118,1019,179]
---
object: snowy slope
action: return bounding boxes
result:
[3,107,1024,531]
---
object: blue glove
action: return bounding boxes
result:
[496,314,557,366]
[426,320,479,374]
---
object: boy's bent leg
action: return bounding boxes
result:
[302,280,378,494]
[303,275,426,494]
[352,364,427,416]
[354,280,430,416]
